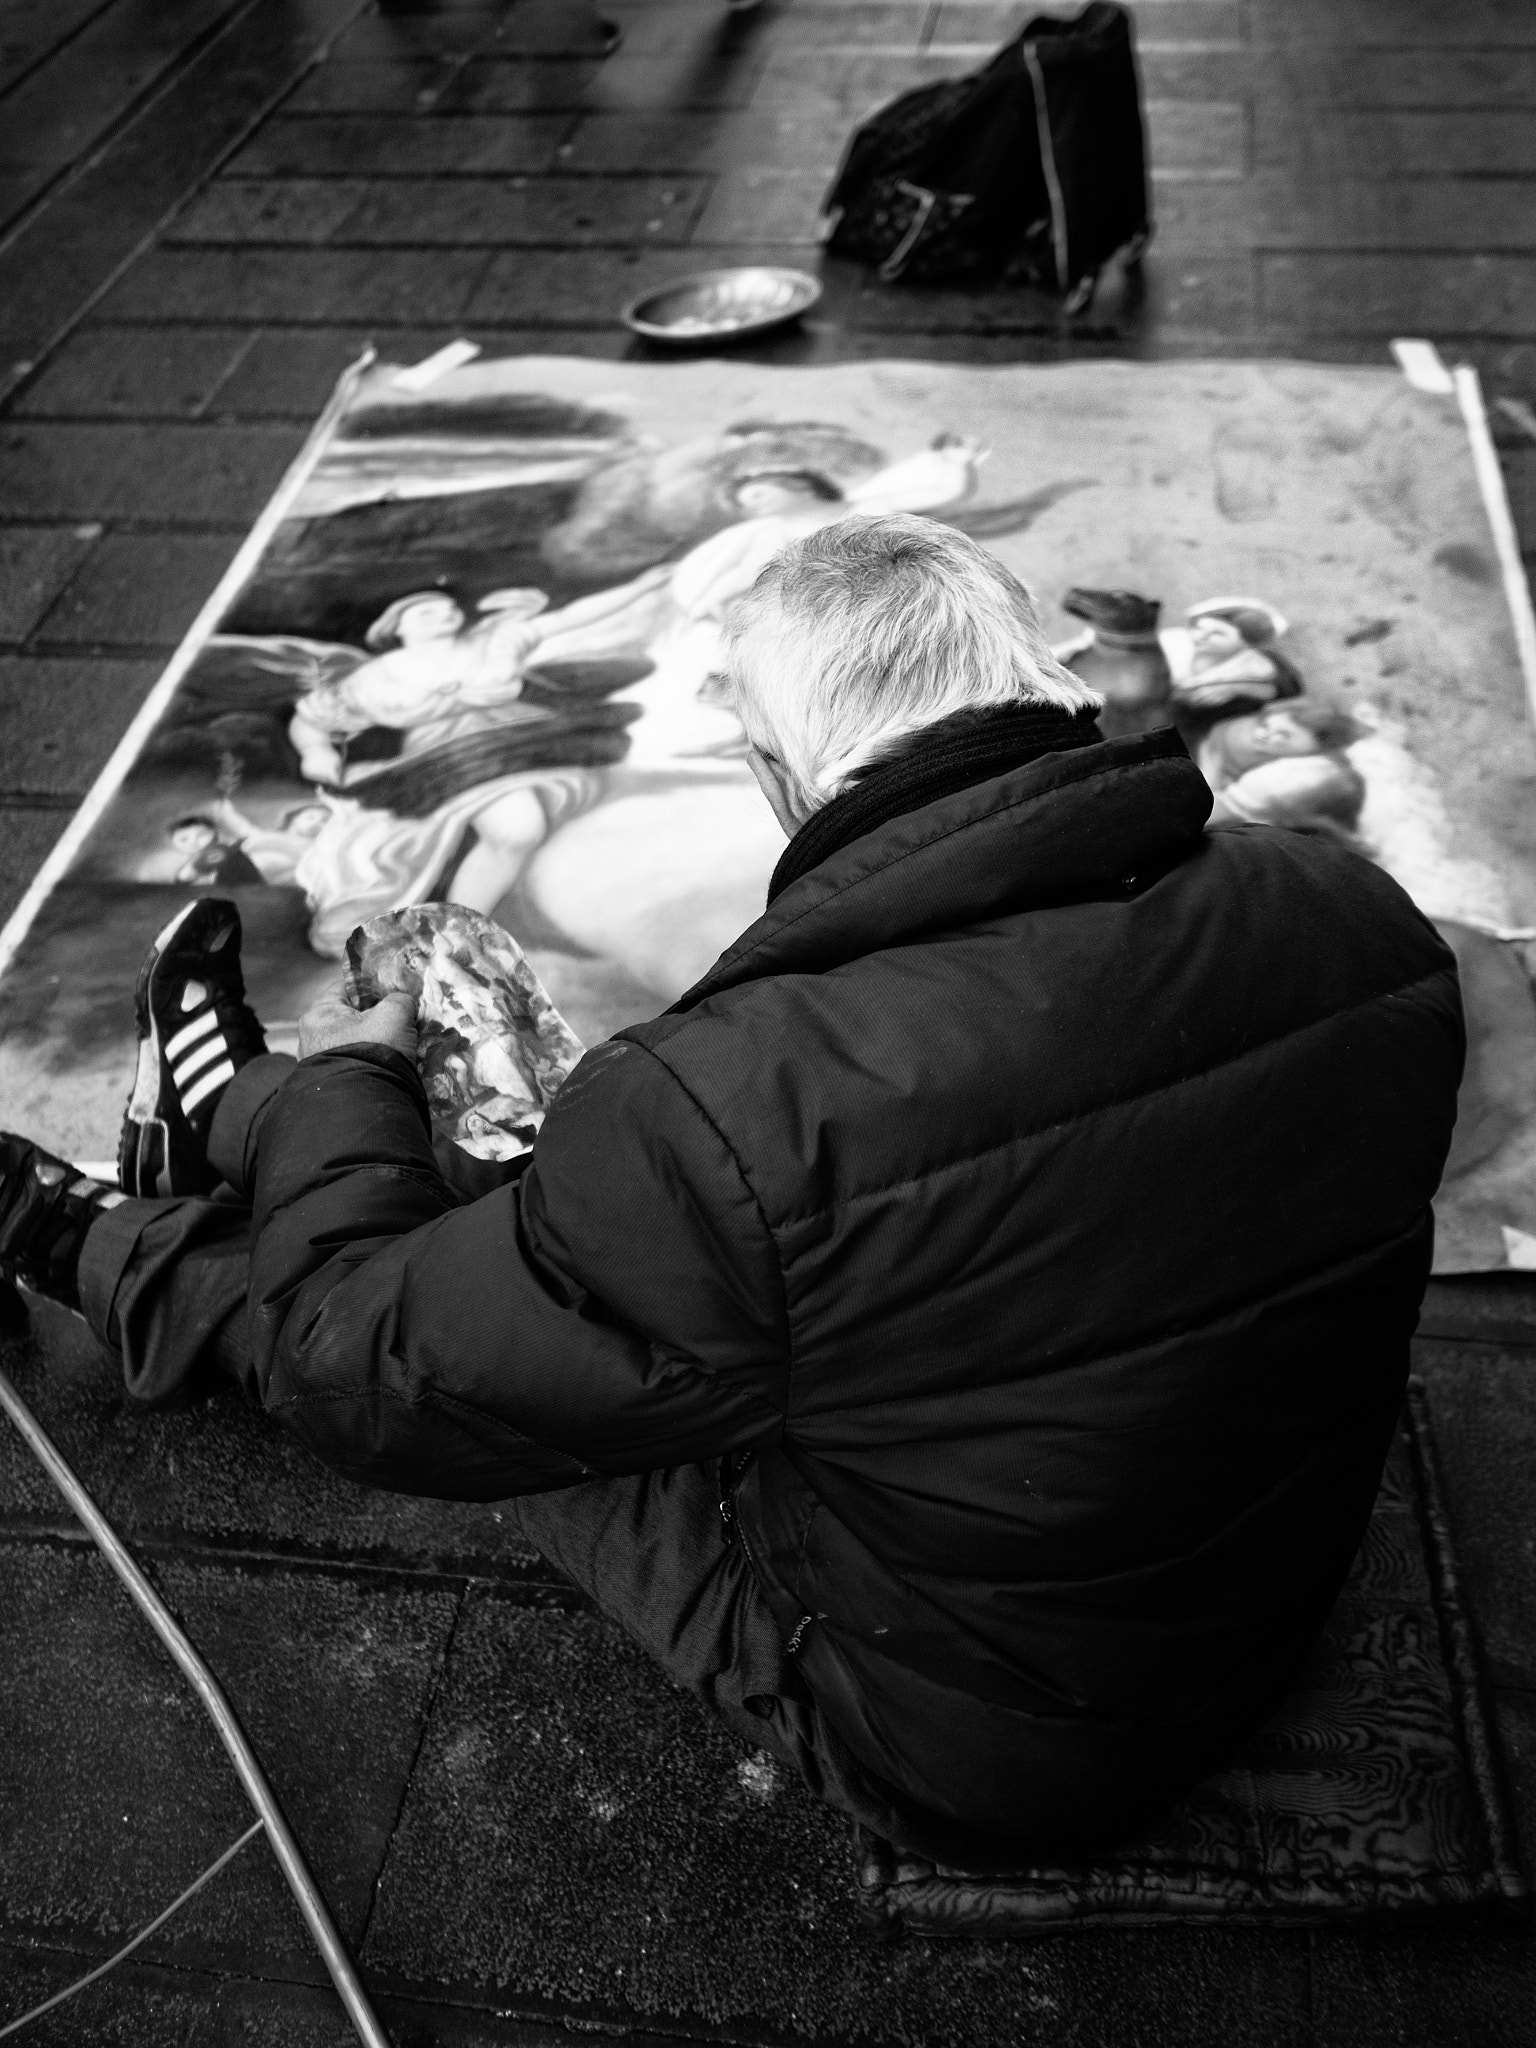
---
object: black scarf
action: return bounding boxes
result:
[767,703,1103,902]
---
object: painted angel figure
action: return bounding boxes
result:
[1164,597,1304,719]
[612,435,988,773]
[287,575,670,786]
[667,434,986,629]
[193,572,672,955]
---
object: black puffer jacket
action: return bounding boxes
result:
[248,723,1463,1844]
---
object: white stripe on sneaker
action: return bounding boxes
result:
[165,1009,218,1062]
[173,1034,227,1089]
[180,1059,235,1117]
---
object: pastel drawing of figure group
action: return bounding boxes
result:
[197,570,669,955]
[182,428,985,994]
[1057,586,1367,840]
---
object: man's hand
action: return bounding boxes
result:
[298,980,419,1062]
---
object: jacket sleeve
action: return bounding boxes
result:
[245,1038,789,1500]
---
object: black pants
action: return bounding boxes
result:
[77,1056,937,1856]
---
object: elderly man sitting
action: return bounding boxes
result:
[0,515,1462,1866]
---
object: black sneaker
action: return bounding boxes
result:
[119,898,267,1199]
[0,1135,127,1314]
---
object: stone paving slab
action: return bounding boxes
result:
[361,1596,1314,2048]
[715,2,929,51]
[163,172,714,247]
[1256,47,1536,110]
[693,171,821,249]
[0,808,67,925]
[330,6,516,62]
[463,241,818,323]
[1258,255,1536,340]
[1145,101,1249,178]
[0,174,37,236]
[0,0,108,102]
[283,55,598,115]
[1255,108,1536,177]
[0,422,304,528]
[168,177,379,248]
[101,247,495,325]
[1149,178,1536,255]
[0,528,99,641]
[0,1538,458,1975]
[572,42,772,120]
[32,534,242,650]
[747,44,1254,113]
[207,325,454,415]
[1259,0,1536,44]
[438,3,624,63]
[9,327,257,420]
[230,111,577,177]
[0,655,157,793]
[556,106,851,173]
[930,0,1247,40]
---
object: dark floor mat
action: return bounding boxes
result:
[856,1381,1528,1937]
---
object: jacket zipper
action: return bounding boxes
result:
[719,1450,755,1546]
[721,1454,816,1657]
[719,1454,814,1657]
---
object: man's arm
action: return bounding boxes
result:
[245,1032,788,1501]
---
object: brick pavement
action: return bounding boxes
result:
[2,3,1536,2042]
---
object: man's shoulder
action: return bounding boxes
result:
[1199,819,1449,944]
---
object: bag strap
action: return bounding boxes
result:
[1020,40,1070,292]
[876,182,977,282]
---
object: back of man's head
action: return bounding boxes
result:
[723,514,1101,815]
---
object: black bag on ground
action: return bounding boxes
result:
[821,1,1151,307]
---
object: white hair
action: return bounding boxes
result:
[722,514,1101,813]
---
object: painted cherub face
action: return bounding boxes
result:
[1222,709,1321,772]
[394,596,465,645]
[169,821,217,852]
[1189,615,1248,662]
[1248,709,1319,756]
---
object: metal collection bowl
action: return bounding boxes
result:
[622,266,822,345]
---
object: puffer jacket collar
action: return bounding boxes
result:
[675,727,1213,1011]
[767,703,1104,902]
